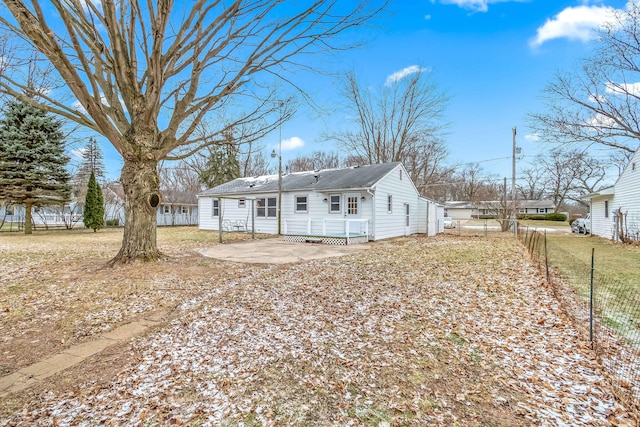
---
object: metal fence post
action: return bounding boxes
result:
[590,247,595,348]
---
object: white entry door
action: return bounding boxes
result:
[345,193,361,235]
[345,193,361,219]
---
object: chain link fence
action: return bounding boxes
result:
[519,225,640,411]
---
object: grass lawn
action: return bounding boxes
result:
[543,233,640,346]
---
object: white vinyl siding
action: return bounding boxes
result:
[610,149,640,240]
[372,164,422,240]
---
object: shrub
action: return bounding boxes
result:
[545,213,567,221]
[105,219,120,227]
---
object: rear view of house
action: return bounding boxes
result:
[197,162,443,243]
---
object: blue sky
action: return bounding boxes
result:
[94,0,630,182]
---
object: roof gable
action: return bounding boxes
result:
[199,162,402,196]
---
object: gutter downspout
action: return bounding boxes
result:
[367,189,375,240]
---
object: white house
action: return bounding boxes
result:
[444,200,556,219]
[103,183,199,227]
[197,162,444,244]
[583,148,640,241]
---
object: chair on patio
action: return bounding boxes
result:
[233,219,247,232]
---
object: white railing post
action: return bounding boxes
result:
[307,218,311,234]
[346,219,350,245]
[322,218,326,236]
[283,219,288,234]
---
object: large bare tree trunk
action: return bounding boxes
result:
[108,159,163,265]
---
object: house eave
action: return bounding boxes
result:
[581,186,615,200]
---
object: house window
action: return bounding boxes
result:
[5,206,13,216]
[347,196,358,215]
[399,170,403,180]
[238,199,246,208]
[257,197,277,218]
[538,208,546,214]
[633,162,637,171]
[295,195,308,213]
[605,200,609,218]
[330,194,341,213]
[405,204,410,226]
[212,200,219,217]
[181,206,189,215]
[387,195,393,213]
[519,208,526,214]
[163,205,171,214]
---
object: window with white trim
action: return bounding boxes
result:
[181,206,189,214]
[212,200,219,217]
[163,205,171,214]
[387,195,393,213]
[238,199,246,208]
[329,194,341,213]
[257,197,277,218]
[605,200,609,218]
[295,195,308,213]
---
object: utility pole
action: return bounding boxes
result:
[512,127,518,240]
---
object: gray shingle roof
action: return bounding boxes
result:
[198,162,401,197]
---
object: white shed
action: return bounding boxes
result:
[197,162,443,244]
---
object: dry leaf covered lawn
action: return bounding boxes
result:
[0,230,634,426]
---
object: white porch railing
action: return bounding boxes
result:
[283,218,312,235]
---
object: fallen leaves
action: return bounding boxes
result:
[1,233,636,425]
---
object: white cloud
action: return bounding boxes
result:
[434,0,523,13]
[424,14,432,20]
[605,81,640,96]
[385,65,427,86]
[587,112,617,128]
[525,133,540,142]
[70,148,86,160]
[530,5,618,48]
[280,136,304,151]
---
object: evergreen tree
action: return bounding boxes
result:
[72,137,106,203]
[0,100,71,234]
[199,143,241,188]
[83,171,105,232]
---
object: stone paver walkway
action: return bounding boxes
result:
[0,311,167,398]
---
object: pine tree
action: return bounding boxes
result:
[199,143,241,188]
[0,100,71,234]
[83,171,104,232]
[72,137,106,202]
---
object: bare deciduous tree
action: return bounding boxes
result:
[287,151,341,173]
[328,69,450,193]
[0,0,386,264]
[528,3,640,156]
[517,166,547,201]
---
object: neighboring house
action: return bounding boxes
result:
[1,203,82,229]
[197,162,444,244]
[583,148,640,241]
[445,200,556,219]
[103,183,199,226]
